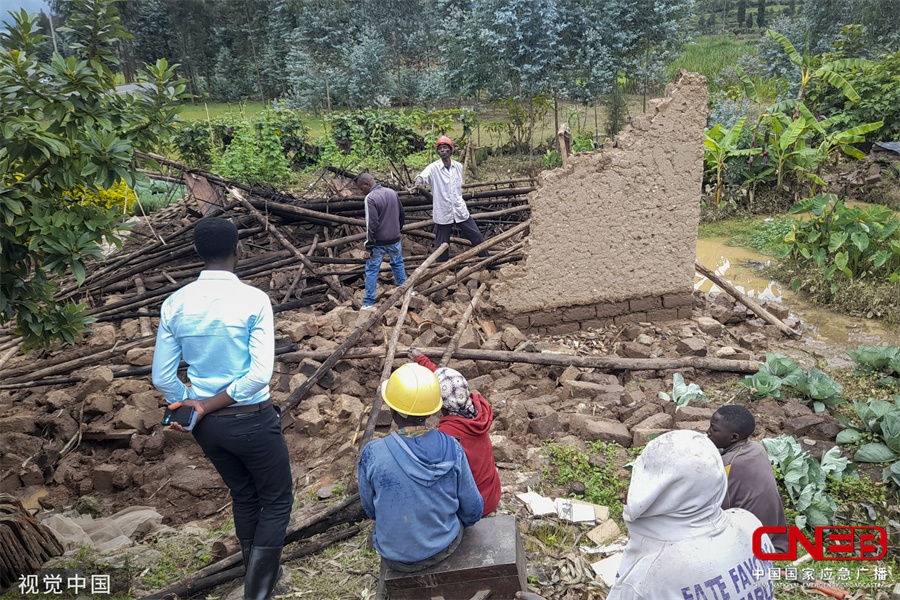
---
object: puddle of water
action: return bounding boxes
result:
[696,237,900,348]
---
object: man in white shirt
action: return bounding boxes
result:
[414,136,488,263]
[608,430,775,600]
[152,217,293,600]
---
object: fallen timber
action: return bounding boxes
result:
[278,346,761,374]
[694,260,801,339]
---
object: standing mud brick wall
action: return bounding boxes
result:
[492,71,708,334]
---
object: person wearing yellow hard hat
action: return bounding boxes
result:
[414,136,490,263]
[357,363,484,572]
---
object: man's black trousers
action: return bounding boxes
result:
[434,217,488,262]
[192,406,293,547]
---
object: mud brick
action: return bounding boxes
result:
[544,322,580,335]
[646,308,679,322]
[614,312,647,325]
[663,293,694,308]
[582,318,614,329]
[595,301,630,318]
[529,311,562,327]
[629,297,662,312]
[510,314,531,330]
[562,305,597,321]
[677,307,694,319]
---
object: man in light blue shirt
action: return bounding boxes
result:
[152,217,293,600]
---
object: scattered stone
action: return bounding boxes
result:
[764,302,790,320]
[38,390,73,411]
[635,334,654,346]
[84,393,115,416]
[714,346,737,359]
[125,347,154,366]
[782,401,814,418]
[411,328,438,348]
[784,414,826,436]
[457,326,480,350]
[621,324,643,341]
[674,406,716,422]
[0,414,36,434]
[631,428,671,447]
[622,404,662,429]
[738,332,768,351]
[298,358,335,389]
[569,482,586,497]
[581,372,619,386]
[529,412,562,439]
[92,465,118,493]
[676,337,708,356]
[76,367,115,400]
[501,326,527,351]
[570,418,632,447]
[675,420,710,432]
[618,342,652,359]
[694,316,723,337]
[633,412,674,430]
[88,323,117,347]
[811,421,842,440]
[558,366,581,385]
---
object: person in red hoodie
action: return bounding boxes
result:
[409,348,501,516]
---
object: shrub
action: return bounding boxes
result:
[213,113,293,187]
[781,194,900,293]
[807,50,900,142]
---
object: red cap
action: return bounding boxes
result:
[435,135,454,150]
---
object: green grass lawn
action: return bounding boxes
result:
[177,101,268,121]
[668,34,759,88]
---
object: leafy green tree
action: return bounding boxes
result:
[756,0,765,27]
[0,1,187,348]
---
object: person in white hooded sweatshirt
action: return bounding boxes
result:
[608,430,776,600]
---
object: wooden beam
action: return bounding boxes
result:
[695,260,800,339]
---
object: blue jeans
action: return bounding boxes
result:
[364,241,407,307]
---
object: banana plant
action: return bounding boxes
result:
[764,112,814,189]
[766,30,874,105]
[704,116,761,205]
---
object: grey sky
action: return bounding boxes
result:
[0,0,49,16]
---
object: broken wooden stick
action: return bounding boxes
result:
[422,240,524,296]
[282,244,449,412]
[441,283,486,366]
[234,189,358,307]
[133,275,153,338]
[359,288,415,450]
[420,221,530,286]
[694,260,800,339]
[279,346,761,373]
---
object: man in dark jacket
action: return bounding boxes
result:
[707,405,789,553]
[358,173,407,309]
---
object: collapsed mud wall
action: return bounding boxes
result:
[492,71,708,333]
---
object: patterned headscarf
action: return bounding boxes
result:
[434,367,477,419]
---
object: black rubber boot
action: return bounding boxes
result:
[240,539,253,570]
[244,545,283,600]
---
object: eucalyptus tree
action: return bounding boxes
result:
[284,0,360,111]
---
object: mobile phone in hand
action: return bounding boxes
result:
[162,405,198,431]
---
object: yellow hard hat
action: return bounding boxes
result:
[380,363,442,416]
